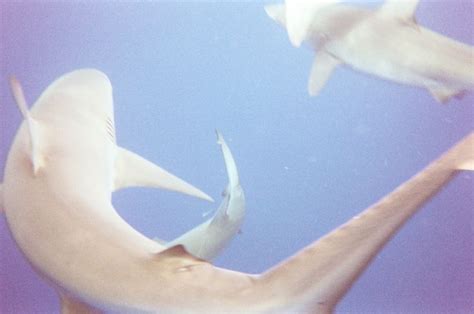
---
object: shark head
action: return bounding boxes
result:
[28,69,116,147]
[285,0,340,47]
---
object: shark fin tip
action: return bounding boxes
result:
[10,76,45,174]
[215,129,224,145]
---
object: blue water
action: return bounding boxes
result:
[0,1,473,313]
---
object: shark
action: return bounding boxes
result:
[1,69,473,313]
[155,130,245,261]
[265,0,474,102]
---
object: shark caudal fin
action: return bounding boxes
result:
[114,147,214,202]
[259,132,473,313]
[9,77,44,174]
[285,0,339,47]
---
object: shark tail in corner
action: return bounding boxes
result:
[257,132,473,313]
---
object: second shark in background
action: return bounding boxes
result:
[265,0,474,102]
[155,131,245,261]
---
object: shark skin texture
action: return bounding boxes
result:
[265,0,474,102]
[1,69,473,313]
[155,130,246,261]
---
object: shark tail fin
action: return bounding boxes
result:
[285,0,339,47]
[10,76,44,175]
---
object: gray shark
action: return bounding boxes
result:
[265,0,474,102]
[155,130,245,261]
[1,69,472,313]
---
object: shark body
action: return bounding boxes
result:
[157,131,245,261]
[265,0,474,102]
[1,69,473,313]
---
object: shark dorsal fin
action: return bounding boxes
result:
[114,146,213,202]
[378,0,420,25]
[9,77,44,175]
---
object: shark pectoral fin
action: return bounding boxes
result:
[264,4,286,27]
[10,77,44,174]
[427,86,464,103]
[308,51,340,96]
[379,0,420,25]
[114,147,213,202]
[59,293,102,314]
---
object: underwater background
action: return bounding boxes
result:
[0,1,472,313]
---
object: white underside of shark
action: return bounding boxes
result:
[155,131,245,261]
[1,69,473,313]
[265,0,474,103]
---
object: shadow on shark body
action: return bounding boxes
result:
[1,69,473,313]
